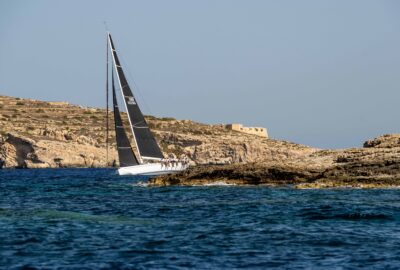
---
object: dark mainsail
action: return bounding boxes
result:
[112,71,139,167]
[108,33,164,160]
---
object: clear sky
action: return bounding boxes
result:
[0,0,399,149]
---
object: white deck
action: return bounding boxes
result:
[118,163,187,176]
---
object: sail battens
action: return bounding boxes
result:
[108,33,164,160]
[142,156,163,161]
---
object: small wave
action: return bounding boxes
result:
[335,213,394,221]
[131,181,149,187]
[302,212,393,221]
[202,181,236,186]
[0,208,155,225]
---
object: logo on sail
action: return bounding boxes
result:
[126,96,136,105]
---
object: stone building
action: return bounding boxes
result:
[226,123,268,138]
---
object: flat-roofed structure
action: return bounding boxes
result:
[226,123,268,138]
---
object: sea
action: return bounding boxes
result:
[1,169,400,269]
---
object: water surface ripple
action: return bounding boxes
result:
[1,169,400,269]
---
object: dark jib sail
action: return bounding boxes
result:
[108,34,164,160]
[112,71,139,167]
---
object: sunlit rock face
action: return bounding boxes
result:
[0,95,315,168]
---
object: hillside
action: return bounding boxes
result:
[0,95,314,168]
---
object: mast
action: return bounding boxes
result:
[107,33,164,162]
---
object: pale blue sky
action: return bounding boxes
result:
[0,0,399,148]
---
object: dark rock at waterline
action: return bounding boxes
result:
[149,140,400,188]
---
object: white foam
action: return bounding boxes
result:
[131,181,149,187]
[202,181,236,186]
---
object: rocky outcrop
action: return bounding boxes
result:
[149,163,324,187]
[0,133,37,168]
[149,134,400,188]
[0,132,114,168]
[363,134,400,148]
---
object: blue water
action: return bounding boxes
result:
[1,169,400,269]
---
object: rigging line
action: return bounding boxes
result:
[105,30,109,166]
[117,48,154,117]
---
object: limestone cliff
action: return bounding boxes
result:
[0,95,313,168]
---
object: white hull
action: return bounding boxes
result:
[118,163,187,176]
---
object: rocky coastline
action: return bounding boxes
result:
[1,95,399,188]
[149,134,400,188]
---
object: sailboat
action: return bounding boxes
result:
[106,32,187,176]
